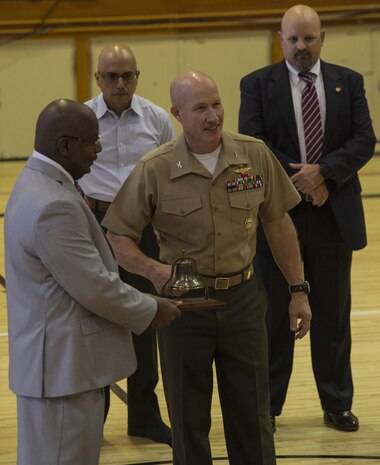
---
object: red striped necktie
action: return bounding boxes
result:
[74,180,85,198]
[299,72,323,164]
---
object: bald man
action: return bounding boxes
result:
[4,99,181,465]
[79,44,176,443]
[239,4,375,432]
[103,71,311,465]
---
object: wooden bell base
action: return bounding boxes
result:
[178,297,227,311]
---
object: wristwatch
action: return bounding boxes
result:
[288,281,310,295]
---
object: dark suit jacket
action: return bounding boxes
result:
[239,59,376,250]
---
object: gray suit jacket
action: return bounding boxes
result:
[5,156,157,398]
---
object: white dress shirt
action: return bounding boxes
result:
[286,59,326,164]
[80,93,176,201]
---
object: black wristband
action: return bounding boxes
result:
[288,281,310,295]
[319,163,332,179]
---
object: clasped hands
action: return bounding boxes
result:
[289,163,329,206]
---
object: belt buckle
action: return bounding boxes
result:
[214,277,229,290]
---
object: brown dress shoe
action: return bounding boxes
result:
[323,410,359,431]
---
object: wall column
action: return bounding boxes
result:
[75,35,90,102]
[271,27,283,64]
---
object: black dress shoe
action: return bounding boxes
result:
[270,415,276,433]
[128,421,172,444]
[323,410,359,431]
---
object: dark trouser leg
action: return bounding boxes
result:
[158,279,276,465]
[255,222,293,417]
[158,310,215,465]
[117,224,163,429]
[215,278,276,465]
[127,326,161,429]
[91,208,112,422]
[257,201,354,416]
[103,386,110,422]
[91,208,162,426]
[301,203,354,411]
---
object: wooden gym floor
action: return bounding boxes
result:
[0,156,379,464]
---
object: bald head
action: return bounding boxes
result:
[95,43,139,115]
[97,44,137,71]
[279,4,324,72]
[34,99,100,179]
[281,4,321,31]
[35,99,97,155]
[170,71,224,154]
[170,71,218,109]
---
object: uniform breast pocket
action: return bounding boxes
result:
[228,189,264,239]
[160,196,204,243]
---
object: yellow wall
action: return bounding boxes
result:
[0,26,378,159]
[0,39,75,159]
[90,32,271,134]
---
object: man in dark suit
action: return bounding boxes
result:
[4,99,181,465]
[239,4,376,432]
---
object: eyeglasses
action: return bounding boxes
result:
[63,135,100,145]
[97,71,140,84]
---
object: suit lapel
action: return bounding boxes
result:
[27,156,84,198]
[26,156,116,260]
[321,61,343,154]
[26,156,68,183]
[270,62,300,152]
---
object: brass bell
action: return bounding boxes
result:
[163,254,209,299]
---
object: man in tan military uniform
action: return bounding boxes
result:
[103,71,312,465]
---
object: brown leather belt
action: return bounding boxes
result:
[201,264,254,290]
[86,196,111,213]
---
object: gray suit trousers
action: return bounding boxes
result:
[17,388,104,465]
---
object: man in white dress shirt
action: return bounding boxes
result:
[79,43,176,444]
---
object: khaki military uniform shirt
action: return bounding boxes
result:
[103,131,301,276]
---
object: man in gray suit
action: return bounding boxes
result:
[4,99,181,465]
